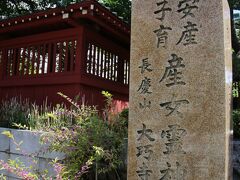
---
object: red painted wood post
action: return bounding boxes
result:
[36,46,41,74]
[75,27,84,75]
[2,49,8,79]
[64,41,69,72]
[52,43,57,73]
[69,40,74,72]
[59,42,63,73]
[117,57,124,84]
[7,49,11,77]
[0,49,3,80]
[27,47,31,75]
[47,43,52,73]
[42,44,46,74]
[12,49,17,76]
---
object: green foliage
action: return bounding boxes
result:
[41,93,128,179]
[0,158,39,180]
[228,0,240,9]
[233,51,240,82]
[0,97,31,128]
[0,0,131,22]
[236,19,240,39]
[42,92,127,179]
[0,92,128,179]
[1,131,14,139]
[0,96,92,130]
[99,0,131,22]
[233,110,240,139]
[0,174,6,180]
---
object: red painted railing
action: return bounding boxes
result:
[0,26,129,111]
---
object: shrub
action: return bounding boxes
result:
[40,93,128,179]
[0,92,128,179]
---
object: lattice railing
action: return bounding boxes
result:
[86,42,129,85]
[5,39,77,77]
[123,59,130,85]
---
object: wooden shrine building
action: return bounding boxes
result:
[0,0,130,111]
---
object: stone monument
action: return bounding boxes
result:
[128,0,232,179]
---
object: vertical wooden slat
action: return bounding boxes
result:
[47,43,52,73]
[87,43,92,74]
[12,48,17,76]
[15,49,19,76]
[55,43,60,72]
[8,49,12,76]
[124,60,127,84]
[9,49,12,76]
[59,42,63,73]
[108,52,110,79]
[52,43,57,73]
[36,46,41,75]
[112,54,116,81]
[92,45,96,75]
[100,49,104,78]
[16,48,21,76]
[42,44,46,74]
[128,60,130,84]
[18,48,21,75]
[103,49,106,78]
[99,48,102,77]
[64,41,69,72]
[125,60,127,84]
[125,60,129,84]
[73,40,77,71]
[23,47,27,75]
[117,58,124,83]
[21,48,26,76]
[91,44,95,74]
[0,50,2,79]
[6,49,10,76]
[108,52,111,79]
[31,46,36,75]
[115,55,118,81]
[102,50,105,78]
[27,47,31,75]
[110,53,113,80]
[105,51,108,79]
[111,53,114,81]
[11,49,14,76]
[70,40,74,72]
[96,46,100,77]
[1,49,8,79]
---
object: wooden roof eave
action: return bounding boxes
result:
[0,0,130,40]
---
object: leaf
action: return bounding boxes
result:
[47,113,57,120]
[93,146,104,160]
[18,141,23,146]
[1,131,14,139]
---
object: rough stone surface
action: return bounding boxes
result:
[0,128,64,179]
[0,128,10,152]
[128,0,232,180]
[10,129,64,159]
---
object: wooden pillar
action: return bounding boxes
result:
[0,49,2,80]
[75,27,84,75]
[1,48,7,80]
[117,58,124,84]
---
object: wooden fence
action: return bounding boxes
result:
[0,26,129,111]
